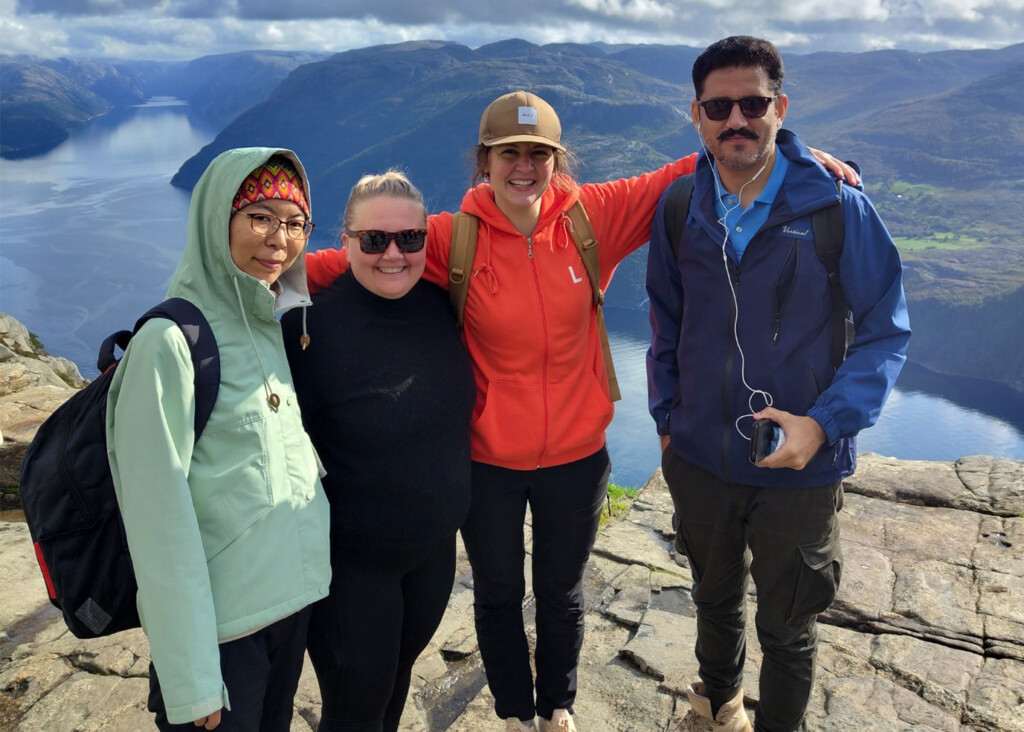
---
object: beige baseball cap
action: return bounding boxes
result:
[478,90,565,151]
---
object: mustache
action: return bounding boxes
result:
[718,128,758,141]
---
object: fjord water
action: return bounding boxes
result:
[2,101,1022,487]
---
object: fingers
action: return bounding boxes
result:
[807,147,862,186]
[192,709,222,729]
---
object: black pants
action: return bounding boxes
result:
[460,447,610,722]
[149,607,312,731]
[307,536,456,732]
[663,449,843,732]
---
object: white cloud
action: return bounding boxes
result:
[1,0,1020,60]
[566,0,677,23]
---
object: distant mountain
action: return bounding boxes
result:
[0,61,113,156]
[2,40,1022,389]
[0,51,325,157]
[158,51,329,128]
[171,40,695,217]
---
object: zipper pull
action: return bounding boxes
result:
[527,236,534,259]
[772,314,781,344]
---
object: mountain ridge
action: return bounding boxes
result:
[2,40,1022,390]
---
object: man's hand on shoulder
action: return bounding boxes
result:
[753,407,826,470]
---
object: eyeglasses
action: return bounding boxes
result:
[697,96,776,122]
[345,229,427,254]
[237,212,315,240]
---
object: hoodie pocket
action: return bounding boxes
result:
[190,414,273,560]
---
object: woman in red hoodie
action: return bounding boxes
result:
[305,90,854,732]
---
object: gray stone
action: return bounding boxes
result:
[604,586,651,628]
[957,456,1024,517]
[0,523,50,643]
[12,671,151,732]
[1,338,1022,732]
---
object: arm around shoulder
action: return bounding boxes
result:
[580,153,699,275]
[305,247,349,293]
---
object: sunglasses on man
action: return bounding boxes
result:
[697,95,777,122]
[345,229,427,254]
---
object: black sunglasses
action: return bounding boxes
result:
[345,229,427,254]
[697,96,776,122]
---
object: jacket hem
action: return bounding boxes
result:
[214,587,327,641]
[471,436,607,471]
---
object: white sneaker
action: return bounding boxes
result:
[505,717,536,731]
[538,709,577,732]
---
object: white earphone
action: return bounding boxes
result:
[692,119,774,441]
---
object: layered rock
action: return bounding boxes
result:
[1,311,1021,729]
[2,455,1022,730]
[0,313,84,491]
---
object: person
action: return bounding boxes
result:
[281,171,475,732]
[646,37,911,731]
[304,90,855,732]
[106,148,332,731]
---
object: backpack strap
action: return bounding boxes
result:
[99,298,221,440]
[811,179,852,370]
[447,202,621,402]
[565,200,620,402]
[664,174,695,257]
[449,212,478,329]
[565,201,601,308]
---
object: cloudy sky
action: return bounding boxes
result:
[1,0,1021,61]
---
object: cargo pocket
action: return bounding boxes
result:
[787,527,842,626]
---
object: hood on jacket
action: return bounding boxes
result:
[166,147,313,320]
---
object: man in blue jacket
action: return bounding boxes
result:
[646,36,910,731]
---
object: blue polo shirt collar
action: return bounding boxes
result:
[714,146,788,262]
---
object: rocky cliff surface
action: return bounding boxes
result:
[1,312,1021,730]
[0,313,84,496]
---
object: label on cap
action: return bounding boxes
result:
[518,106,538,125]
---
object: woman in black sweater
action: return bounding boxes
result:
[282,170,475,732]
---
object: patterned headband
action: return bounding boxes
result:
[232,157,309,216]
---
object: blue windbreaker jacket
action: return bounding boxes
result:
[646,130,911,488]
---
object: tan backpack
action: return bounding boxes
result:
[447,200,621,402]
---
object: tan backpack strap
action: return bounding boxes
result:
[565,200,621,402]
[595,307,621,402]
[566,201,602,307]
[449,212,478,328]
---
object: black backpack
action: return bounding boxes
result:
[663,174,853,369]
[19,298,220,638]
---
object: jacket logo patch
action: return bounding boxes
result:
[568,266,584,284]
[782,224,813,240]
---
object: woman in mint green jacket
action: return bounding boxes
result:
[106,148,331,731]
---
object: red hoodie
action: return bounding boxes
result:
[306,154,697,470]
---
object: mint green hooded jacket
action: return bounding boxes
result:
[106,148,331,724]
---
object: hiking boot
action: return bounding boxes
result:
[505,717,536,731]
[681,683,751,731]
[538,709,577,732]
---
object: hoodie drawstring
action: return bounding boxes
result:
[233,276,281,410]
[300,306,310,350]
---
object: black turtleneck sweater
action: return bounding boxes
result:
[282,272,475,555]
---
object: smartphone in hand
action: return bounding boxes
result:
[750,418,784,464]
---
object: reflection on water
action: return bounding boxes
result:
[1,101,217,377]
[2,102,1021,490]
